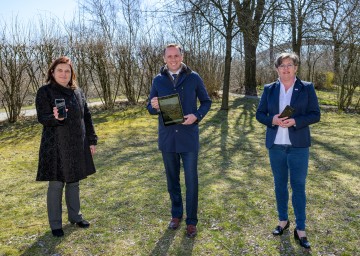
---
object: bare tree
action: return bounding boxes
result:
[137,38,164,100]
[78,0,121,109]
[319,0,360,110]
[86,39,116,109]
[284,0,322,59]
[233,0,269,96]
[320,0,360,82]
[0,22,32,122]
[27,16,66,93]
[185,0,239,110]
[117,0,142,104]
[337,19,360,111]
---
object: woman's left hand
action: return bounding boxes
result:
[279,118,296,128]
[90,145,96,155]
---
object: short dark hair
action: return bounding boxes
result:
[163,43,183,55]
[47,56,77,89]
[274,52,299,68]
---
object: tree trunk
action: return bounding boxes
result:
[220,0,235,111]
[221,32,232,110]
[243,35,258,96]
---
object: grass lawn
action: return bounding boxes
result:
[0,97,359,256]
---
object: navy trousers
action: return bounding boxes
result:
[161,151,199,226]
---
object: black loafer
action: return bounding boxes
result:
[294,228,311,249]
[272,220,290,236]
[71,220,90,228]
[52,228,64,237]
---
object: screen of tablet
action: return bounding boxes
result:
[158,93,184,126]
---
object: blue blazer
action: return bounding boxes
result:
[147,65,212,153]
[256,78,320,148]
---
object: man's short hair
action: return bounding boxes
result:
[163,43,183,55]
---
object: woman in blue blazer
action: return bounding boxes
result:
[256,52,320,249]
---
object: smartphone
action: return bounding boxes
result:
[55,99,67,119]
[279,105,295,118]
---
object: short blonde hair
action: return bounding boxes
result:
[163,43,183,55]
[274,52,299,68]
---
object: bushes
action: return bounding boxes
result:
[314,71,334,90]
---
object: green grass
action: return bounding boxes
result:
[0,97,359,256]
[315,89,339,106]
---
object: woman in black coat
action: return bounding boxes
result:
[35,56,98,237]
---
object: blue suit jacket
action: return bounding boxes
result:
[256,78,320,148]
[147,65,212,153]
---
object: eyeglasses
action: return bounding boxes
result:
[278,64,295,69]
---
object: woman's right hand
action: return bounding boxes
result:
[53,107,65,120]
[272,114,288,126]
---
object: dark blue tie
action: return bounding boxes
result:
[172,74,177,80]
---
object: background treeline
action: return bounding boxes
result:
[0,0,359,123]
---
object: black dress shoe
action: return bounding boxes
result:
[272,220,290,236]
[71,220,90,228]
[294,228,311,249]
[52,229,64,237]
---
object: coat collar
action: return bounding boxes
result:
[160,63,192,76]
[50,82,74,95]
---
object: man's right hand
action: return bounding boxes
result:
[151,97,159,110]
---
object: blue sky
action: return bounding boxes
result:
[0,0,79,24]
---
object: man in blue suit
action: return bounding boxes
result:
[256,52,320,249]
[147,43,211,238]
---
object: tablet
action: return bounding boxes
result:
[158,93,185,126]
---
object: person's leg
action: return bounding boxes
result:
[269,145,290,222]
[65,181,83,223]
[47,181,64,230]
[181,151,198,226]
[288,147,309,231]
[162,151,183,219]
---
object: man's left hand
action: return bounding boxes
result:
[182,114,197,125]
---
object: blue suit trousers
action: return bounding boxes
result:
[161,151,198,226]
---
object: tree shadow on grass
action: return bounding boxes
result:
[21,224,75,256]
[310,137,360,177]
[149,229,179,256]
[148,228,195,256]
[0,119,41,145]
[178,234,195,256]
[91,104,148,125]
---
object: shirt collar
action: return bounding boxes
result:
[278,77,297,89]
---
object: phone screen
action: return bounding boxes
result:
[55,99,67,119]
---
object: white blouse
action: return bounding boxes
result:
[274,78,296,145]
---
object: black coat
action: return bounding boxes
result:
[35,83,97,182]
